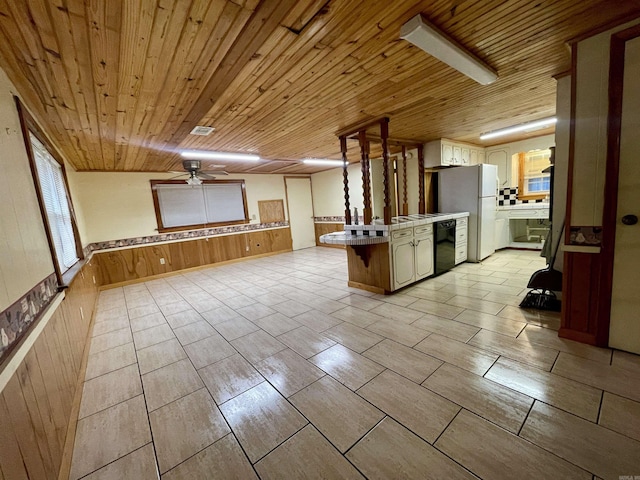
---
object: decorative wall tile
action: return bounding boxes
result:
[85,222,289,253]
[1,273,58,363]
[568,226,602,246]
[498,187,547,207]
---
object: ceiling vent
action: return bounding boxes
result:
[190,125,215,136]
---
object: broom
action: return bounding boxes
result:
[519,221,564,311]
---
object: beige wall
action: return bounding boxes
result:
[311,153,424,219]
[0,67,54,311]
[553,75,571,271]
[404,149,420,215]
[311,163,365,218]
[571,18,640,226]
[68,171,289,244]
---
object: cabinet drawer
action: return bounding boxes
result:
[455,246,467,264]
[414,225,433,236]
[456,228,467,243]
[456,217,468,227]
[391,228,413,241]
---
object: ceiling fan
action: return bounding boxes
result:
[170,160,228,185]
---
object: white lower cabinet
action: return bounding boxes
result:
[391,237,415,289]
[415,234,434,280]
[391,225,434,290]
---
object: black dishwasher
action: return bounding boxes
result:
[434,220,456,276]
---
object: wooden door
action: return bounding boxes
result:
[609,36,640,354]
[285,177,316,250]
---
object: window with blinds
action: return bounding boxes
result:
[30,133,79,273]
[150,180,249,232]
[518,149,551,199]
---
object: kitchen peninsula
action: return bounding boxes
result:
[319,117,468,294]
[320,212,469,293]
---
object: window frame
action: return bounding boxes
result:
[517,150,551,201]
[150,179,250,233]
[15,97,84,287]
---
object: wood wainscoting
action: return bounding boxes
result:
[0,260,99,480]
[95,228,293,286]
[346,244,391,294]
[559,251,606,346]
[314,223,345,249]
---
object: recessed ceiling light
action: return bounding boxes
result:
[400,14,497,85]
[180,150,260,161]
[302,159,346,166]
[190,126,215,136]
[479,117,557,140]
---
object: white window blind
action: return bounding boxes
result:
[523,149,551,196]
[155,182,247,229]
[30,133,79,272]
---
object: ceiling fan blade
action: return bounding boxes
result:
[168,173,188,179]
[200,170,229,176]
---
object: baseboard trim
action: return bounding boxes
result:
[347,281,386,295]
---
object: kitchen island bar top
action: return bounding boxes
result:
[319,212,469,246]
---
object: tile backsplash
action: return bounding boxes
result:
[498,187,548,206]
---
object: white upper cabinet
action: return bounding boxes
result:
[461,147,470,165]
[425,139,485,168]
[485,149,509,187]
[441,142,453,166]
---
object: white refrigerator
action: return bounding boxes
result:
[438,164,498,262]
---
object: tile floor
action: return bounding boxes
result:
[69,248,640,479]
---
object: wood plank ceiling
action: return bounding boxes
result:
[0,0,638,175]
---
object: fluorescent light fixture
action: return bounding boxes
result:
[400,14,497,85]
[480,117,557,140]
[302,158,346,166]
[180,150,260,161]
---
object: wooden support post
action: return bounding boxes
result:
[380,118,391,225]
[340,136,352,225]
[359,130,372,225]
[418,144,425,214]
[402,146,408,216]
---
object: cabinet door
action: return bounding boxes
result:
[461,147,470,165]
[415,235,434,279]
[486,150,508,186]
[469,149,478,165]
[441,143,453,166]
[392,239,415,289]
[452,146,462,165]
[478,150,486,164]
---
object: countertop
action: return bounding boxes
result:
[497,203,549,210]
[319,212,469,246]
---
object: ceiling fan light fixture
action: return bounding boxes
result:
[186,175,203,186]
[302,158,346,166]
[180,150,260,162]
[479,117,557,140]
[400,14,497,85]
